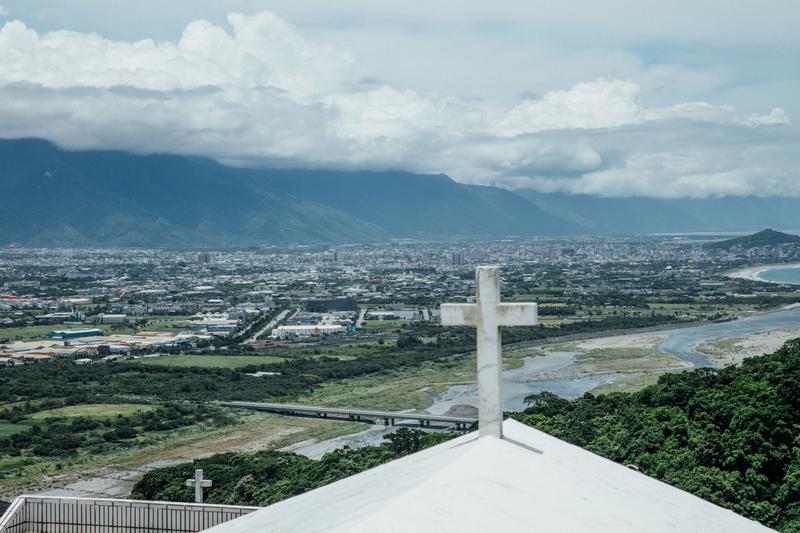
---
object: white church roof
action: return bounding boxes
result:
[203,418,773,533]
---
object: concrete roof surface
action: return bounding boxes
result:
[202,419,774,533]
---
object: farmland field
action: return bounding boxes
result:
[0,421,32,438]
[29,404,156,420]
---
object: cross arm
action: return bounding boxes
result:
[440,303,478,326]
[200,480,213,487]
[496,303,538,327]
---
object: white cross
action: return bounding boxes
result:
[185,468,213,503]
[440,266,538,439]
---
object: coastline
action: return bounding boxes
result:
[725,263,800,284]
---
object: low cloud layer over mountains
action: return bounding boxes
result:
[0,8,796,198]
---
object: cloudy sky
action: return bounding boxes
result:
[0,1,797,198]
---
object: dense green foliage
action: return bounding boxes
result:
[131,428,452,505]
[0,404,231,464]
[516,339,800,532]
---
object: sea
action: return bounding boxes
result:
[758,267,800,285]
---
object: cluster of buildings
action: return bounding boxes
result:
[0,330,214,366]
[271,308,355,340]
[1,235,798,363]
[186,313,241,335]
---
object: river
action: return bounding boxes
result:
[428,305,800,413]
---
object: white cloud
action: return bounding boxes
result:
[0,12,796,199]
[0,13,351,100]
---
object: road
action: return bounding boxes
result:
[243,309,290,345]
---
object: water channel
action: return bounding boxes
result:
[427,305,800,413]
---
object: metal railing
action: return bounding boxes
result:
[0,495,259,533]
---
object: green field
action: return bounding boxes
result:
[297,351,475,411]
[29,403,156,421]
[361,320,410,332]
[134,355,284,368]
[576,347,655,362]
[0,421,33,438]
[258,341,389,360]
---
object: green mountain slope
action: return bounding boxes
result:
[0,139,577,246]
[705,229,800,250]
[519,190,800,234]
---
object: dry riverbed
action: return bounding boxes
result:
[697,327,800,367]
[533,332,691,394]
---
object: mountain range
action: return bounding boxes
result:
[0,139,574,247]
[705,229,800,250]
[1,138,798,247]
[518,191,800,235]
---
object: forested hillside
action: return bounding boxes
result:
[705,229,800,250]
[520,190,800,235]
[0,138,575,246]
[133,339,800,531]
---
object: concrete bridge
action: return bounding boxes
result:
[217,401,476,431]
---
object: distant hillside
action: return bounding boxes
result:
[246,169,575,238]
[0,139,577,247]
[705,229,800,250]
[519,190,800,234]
